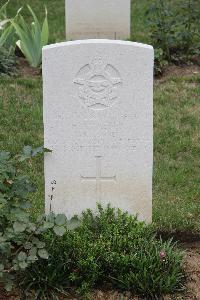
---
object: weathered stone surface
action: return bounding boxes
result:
[43,40,154,222]
[65,0,130,40]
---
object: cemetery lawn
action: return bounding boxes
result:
[0,73,199,234]
[2,0,200,235]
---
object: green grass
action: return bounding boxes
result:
[0,0,199,233]
[154,76,200,233]
[0,78,44,213]
[0,75,199,233]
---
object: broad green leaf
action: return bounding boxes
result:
[15,211,29,223]
[13,221,26,233]
[27,5,41,54]
[0,236,6,243]
[30,146,51,158]
[27,255,38,262]
[13,264,19,271]
[43,221,54,229]
[24,242,32,250]
[0,196,7,205]
[5,282,13,292]
[55,214,66,226]
[11,6,48,67]
[0,264,4,272]
[44,147,52,153]
[67,216,81,230]
[12,19,35,66]
[37,214,45,223]
[27,222,36,232]
[53,225,66,237]
[46,212,55,223]
[31,146,44,157]
[29,247,37,256]
[19,261,28,269]
[18,251,27,262]
[0,151,10,161]
[20,201,32,210]
[41,6,49,47]
[32,237,40,245]
[23,145,32,156]
[0,0,9,18]
[38,249,49,259]
[0,24,13,47]
[36,241,45,249]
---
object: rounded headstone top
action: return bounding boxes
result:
[43,39,153,52]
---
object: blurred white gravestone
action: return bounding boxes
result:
[65,0,131,40]
[43,40,154,222]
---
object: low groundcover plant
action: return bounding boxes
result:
[21,206,185,298]
[0,147,185,298]
[0,46,17,76]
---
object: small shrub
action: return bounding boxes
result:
[154,48,168,76]
[22,205,184,298]
[11,5,49,68]
[146,0,177,61]
[0,146,79,292]
[0,47,17,76]
[146,0,200,73]
[177,0,200,55]
[0,149,184,298]
[1,2,49,70]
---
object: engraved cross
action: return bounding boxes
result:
[81,156,116,201]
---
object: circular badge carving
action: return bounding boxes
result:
[74,57,122,110]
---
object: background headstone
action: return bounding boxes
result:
[43,40,154,222]
[65,0,131,40]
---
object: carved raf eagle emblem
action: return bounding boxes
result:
[74,57,122,110]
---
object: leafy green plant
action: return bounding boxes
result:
[154,48,168,76]
[0,47,17,76]
[22,205,184,298]
[146,0,200,73]
[0,0,17,51]
[146,0,177,61]
[11,5,49,68]
[178,0,200,54]
[0,146,79,292]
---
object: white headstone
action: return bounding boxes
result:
[43,40,154,223]
[65,0,131,40]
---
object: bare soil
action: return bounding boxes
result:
[16,57,41,78]
[156,64,200,82]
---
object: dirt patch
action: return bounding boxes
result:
[16,57,41,78]
[156,64,200,82]
[181,242,200,300]
[164,64,200,78]
[0,289,20,300]
[157,231,200,243]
